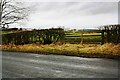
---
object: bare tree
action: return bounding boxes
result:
[0,0,30,28]
[0,1,2,27]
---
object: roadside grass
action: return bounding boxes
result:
[1,43,120,59]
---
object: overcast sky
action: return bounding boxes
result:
[16,0,118,30]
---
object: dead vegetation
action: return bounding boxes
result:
[1,43,120,59]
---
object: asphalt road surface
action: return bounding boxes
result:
[2,51,119,78]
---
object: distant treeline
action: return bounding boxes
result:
[2,28,65,45]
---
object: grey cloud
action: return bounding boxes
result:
[35,2,117,16]
[78,2,118,15]
[35,2,66,11]
[27,2,118,29]
[31,2,118,22]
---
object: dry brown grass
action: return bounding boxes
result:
[1,43,120,58]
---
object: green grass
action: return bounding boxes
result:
[65,32,101,44]
[2,31,14,34]
[65,33,101,38]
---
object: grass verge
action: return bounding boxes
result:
[1,43,120,59]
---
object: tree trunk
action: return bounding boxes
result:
[0,1,2,27]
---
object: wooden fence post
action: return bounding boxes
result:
[101,30,104,45]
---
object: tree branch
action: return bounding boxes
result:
[2,7,26,19]
[1,0,30,27]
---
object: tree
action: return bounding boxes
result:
[0,0,30,28]
[0,1,2,27]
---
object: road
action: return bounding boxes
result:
[2,51,119,78]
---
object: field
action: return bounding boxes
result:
[65,31,101,44]
[2,31,15,34]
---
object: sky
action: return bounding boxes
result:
[14,0,119,30]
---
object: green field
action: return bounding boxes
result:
[1,31,21,35]
[65,31,101,44]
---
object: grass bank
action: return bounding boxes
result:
[1,43,120,59]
